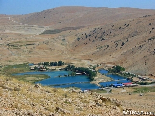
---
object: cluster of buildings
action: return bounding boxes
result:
[137,75,150,81]
[112,82,138,88]
[30,65,47,71]
[30,64,64,71]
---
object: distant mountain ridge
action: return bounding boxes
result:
[11,6,155,28]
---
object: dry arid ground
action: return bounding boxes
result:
[0,7,155,115]
[103,87,155,113]
[0,74,155,116]
[0,75,123,116]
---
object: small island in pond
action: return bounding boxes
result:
[64,65,97,81]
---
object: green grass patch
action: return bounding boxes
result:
[2,63,30,75]
[12,74,49,83]
[41,26,84,34]
[7,41,35,49]
[1,63,49,83]
[42,29,62,34]
[133,86,155,93]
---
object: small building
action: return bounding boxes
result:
[39,68,46,71]
[112,84,124,88]
[30,67,35,70]
[128,84,138,87]
[122,82,132,86]
[39,66,47,71]
[76,73,82,75]
[123,82,138,87]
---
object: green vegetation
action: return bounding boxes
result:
[12,74,49,83]
[1,63,49,83]
[41,29,62,34]
[7,41,35,49]
[2,63,30,75]
[136,81,155,85]
[133,86,155,93]
[41,26,83,34]
[64,65,97,81]
[108,65,125,73]
[120,72,136,78]
[77,37,80,41]
[38,61,64,66]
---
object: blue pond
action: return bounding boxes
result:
[15,69,130,90]
[98,69,131,87]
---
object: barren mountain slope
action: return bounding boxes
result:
[12,6,155,28]
[71,15,155,76]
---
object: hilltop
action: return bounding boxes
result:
[12,6,155,28]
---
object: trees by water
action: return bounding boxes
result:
[108,65,125,73]
[64,65,97,81]
[58,61,64,66]
[38,61,64,66]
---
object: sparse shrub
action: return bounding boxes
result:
[101,38,105,41]
[0,88,2,96]
[63,93,68,98]
[121,42,125,46]
[148,36,155,41]
[14,87,20,91]
[126,24,129,27]
[53,88,57,92]
[77,38,80,41]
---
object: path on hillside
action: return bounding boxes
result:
[0,16,49,37]
[0,16,71,61]
[0,16,50,59]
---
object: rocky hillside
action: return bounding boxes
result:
[0,75,123,116]
[71,14,155,76]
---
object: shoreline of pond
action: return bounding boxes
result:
[3,63,154,90]
[2,63,131,90]
[14,68,131,90]
[90,72,113,86]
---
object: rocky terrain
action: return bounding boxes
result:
[1,74,155,116]
[71,14,155,76]
[0,75,123,116]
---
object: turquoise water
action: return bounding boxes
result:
[98,69,131,87]
[15,70,98,90]
[15,69,130,90]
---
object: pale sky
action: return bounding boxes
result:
[0,0,155,15]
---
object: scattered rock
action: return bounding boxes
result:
[34,84,40,88]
